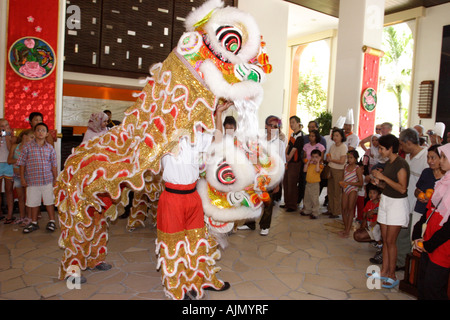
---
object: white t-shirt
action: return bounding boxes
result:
[345,133,359,150]
[0,139,9,162]
[161,131,213,185]
[324,134,334,155]
[405,147,428,213]
[267,135,286,164]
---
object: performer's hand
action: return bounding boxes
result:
[216,101,233,113]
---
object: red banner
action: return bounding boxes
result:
[358,53,380,139]
[4,0,59,130]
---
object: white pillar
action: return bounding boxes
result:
[332,0,384,128]
[55,0,67,172]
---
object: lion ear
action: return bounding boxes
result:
[184,0,224,31]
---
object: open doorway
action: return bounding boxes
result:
[290,39,332,135]
[378,21,414,134]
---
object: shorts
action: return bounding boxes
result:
[26,183,54,207]
[0,163,14,178]
[377,194,410,227]
[13,177,22,188]
[367,224,381,242]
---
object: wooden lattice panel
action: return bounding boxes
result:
[418,80,434,119]
[100,0,174,73]
[64,0,236,77]
[64,0,102,67]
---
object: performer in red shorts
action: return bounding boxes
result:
[156,109,231,300]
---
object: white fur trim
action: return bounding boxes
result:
[184,0,224,32]
[258,140,286,189]
[205,136,255,192]
[197,179,262,222]
[199,60,264,104]
[201,6,261,64]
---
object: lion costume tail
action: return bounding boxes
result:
[56,52,217,279]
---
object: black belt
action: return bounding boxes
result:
[165,186,197,194]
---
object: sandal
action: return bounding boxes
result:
[381,277,399,289]
[23,223,39,233]
[20,218,32,227]
[13,217,25,225]
[366,271,388,280]
[4,217,16,224]
[46,221,56,232]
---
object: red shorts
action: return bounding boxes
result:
[157,182,204,234]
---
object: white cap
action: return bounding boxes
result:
[434,122,445,138]
[345,109,354,125]
[334,116,346,129]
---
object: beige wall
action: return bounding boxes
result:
[409,3,450,132]
[238,0,290,131]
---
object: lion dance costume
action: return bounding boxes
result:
[55,0,283,300]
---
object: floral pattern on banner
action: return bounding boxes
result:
[4,0,58,130]
[5,71,55,126]
[362,87,377,112]
[9,37,56,80]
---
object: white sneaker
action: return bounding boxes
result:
[260,228,269,236]
[237,225,251,230]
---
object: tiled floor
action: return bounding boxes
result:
[0,196,416,300]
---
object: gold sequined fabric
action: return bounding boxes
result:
[56,51,217,279]
[156,227,224,300]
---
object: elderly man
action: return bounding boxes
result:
[414,124,428,146]
[238,115,286,235]
[428,122,446,145]
[397,128,428,270]
[359,122,393,152]
[414,124,425,137]
[304,120,327,147]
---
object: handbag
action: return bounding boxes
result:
[421,198,442,238]
[321,163,330,180]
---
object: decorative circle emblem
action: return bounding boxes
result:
[177,32,203,56]
[8,37,56,80]
[362,87,377,112]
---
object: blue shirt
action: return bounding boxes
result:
[414,168,440,214]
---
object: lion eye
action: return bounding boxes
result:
[216,159,236,185]
[216,25,242,54]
